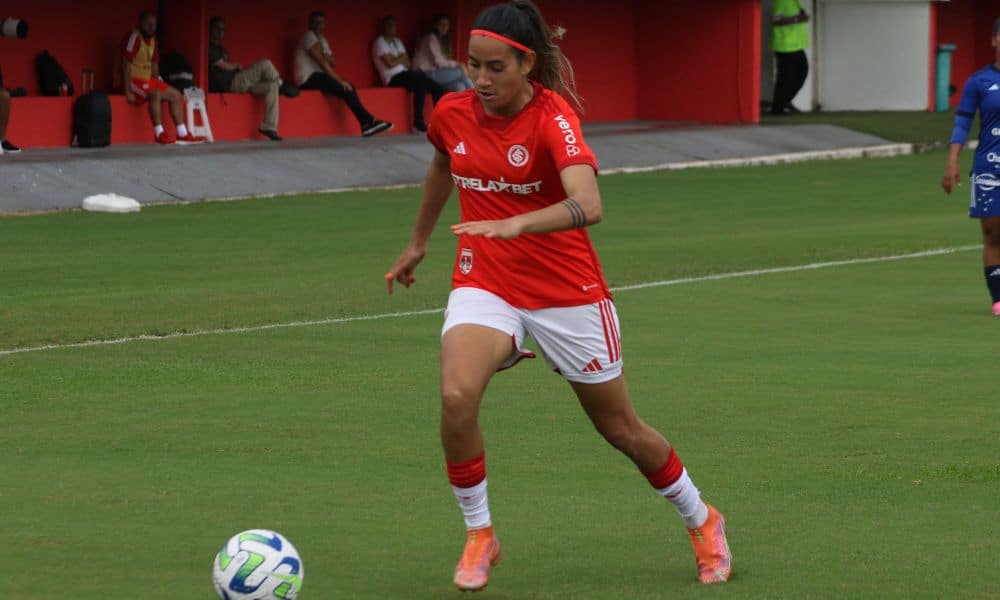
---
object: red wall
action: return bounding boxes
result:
[204,0,453,90]
[450,0,638,123]
[634,0,760,124]
[0,0,154,95]
[935,0,997,108]
[0,0,761,148]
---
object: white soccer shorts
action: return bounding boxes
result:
[441,286,623,384]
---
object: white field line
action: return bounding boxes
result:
[600,143,914,175]
[0,245,978,358]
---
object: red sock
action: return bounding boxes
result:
[447,453,486,488]
[643,448,684,489]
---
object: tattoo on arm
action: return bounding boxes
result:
[561,198,587,229]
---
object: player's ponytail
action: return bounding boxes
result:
[471,0,582,112]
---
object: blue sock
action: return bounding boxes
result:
[984,265,1000,303]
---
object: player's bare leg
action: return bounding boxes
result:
[147,88,162,127]
[440,324,510,591]
[0,88,11,141]
[571,376,731,583]
[979,217,1000,316]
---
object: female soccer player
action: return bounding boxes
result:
[386,0,731,591]
[942,18,1000,316]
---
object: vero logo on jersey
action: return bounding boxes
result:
[451,174,542,195]
[554,114,582,157]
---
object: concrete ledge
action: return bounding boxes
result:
[0,123,904,213]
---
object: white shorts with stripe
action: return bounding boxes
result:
[441,287,623,384]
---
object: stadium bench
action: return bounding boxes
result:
[7,88,431,148]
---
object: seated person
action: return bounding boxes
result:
[209,16,297,141]
[373,16,446,132]
[123,10,204,145]
[413,15,473,92]
[0,87,21,155]
[294,11,393,137]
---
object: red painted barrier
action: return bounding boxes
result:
[5,90,431,147]
[0,0,764,148]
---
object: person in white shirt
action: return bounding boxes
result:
[372,15,446,132]
[294,11,392,137]
[413,15,473,92]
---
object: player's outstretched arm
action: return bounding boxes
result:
[386,150,454,294]
[451,164,601,239]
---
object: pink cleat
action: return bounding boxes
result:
[453,526,501,592]
[687,504,732,583]
[993,302,1000,317]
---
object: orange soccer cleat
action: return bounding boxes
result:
[453,525,501,592]
[687,504,731,583]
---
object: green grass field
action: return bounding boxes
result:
[1,150,998,599]
[760,110,977,145]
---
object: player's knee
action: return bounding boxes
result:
[594,417,638,455]
[0,88,10,102]
[984,227,1000,248]
[440,386,479,425]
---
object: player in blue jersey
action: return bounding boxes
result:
[942,18,1000,316]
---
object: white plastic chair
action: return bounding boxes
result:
[184,87,214,143]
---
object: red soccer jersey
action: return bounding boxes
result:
[427,82,612,309]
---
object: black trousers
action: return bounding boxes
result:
[387,71,446,125]
[772,50,808,113]
[300,73,375,126]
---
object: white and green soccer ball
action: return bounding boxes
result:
[212,529,304,599]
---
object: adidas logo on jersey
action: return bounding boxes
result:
[454,141,467,155]
[990,84,1000,92]
[581,358,603,373]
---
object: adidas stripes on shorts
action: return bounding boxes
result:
[441,286,623,384]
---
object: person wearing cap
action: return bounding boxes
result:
[770,0,810,115]
[942,17,1000,316]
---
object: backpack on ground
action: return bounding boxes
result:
[36,50,74,96]
[73,92,112,147]
[160,51,194,92]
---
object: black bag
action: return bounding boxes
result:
[160,51,194,91]
[73,92,112,147]
[36,50,74,96]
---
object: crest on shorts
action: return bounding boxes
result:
[507,144,530,167]
[459,248,474,275]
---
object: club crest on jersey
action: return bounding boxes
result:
[459,248,474,274]
[507,144,530,167]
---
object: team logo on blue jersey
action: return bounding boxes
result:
[975,173,1000,191]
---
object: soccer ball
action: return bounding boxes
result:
[212,529,304,599]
